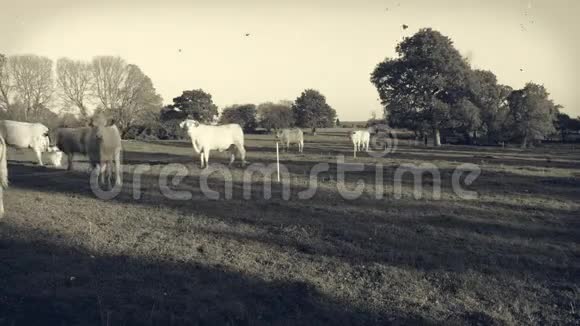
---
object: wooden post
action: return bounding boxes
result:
[276,142,280,182]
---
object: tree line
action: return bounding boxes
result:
[0,54,163,133]
[370,28,579,147]
[0,53,337,138]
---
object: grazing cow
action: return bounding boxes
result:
[52,123,122,186]
[0,120,50,165]
[276,128,304,153]
[179,120,246,168]
[0,135,7,217]
[349,130,370,158]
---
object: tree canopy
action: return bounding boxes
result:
[257,102,295,131]
[219,104,258,132]
[292,89,336,129]
[168,89,218,123]
[507,83,557,147]
[371,28,471,146]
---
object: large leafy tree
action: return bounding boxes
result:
[555,110,580,141]
[507,83,557,147]
[257,101,295,131]
[168,89,218,123]
[371,28,471,146]
[219,104,258,132]
[468,69,512,143]
[292,89,336,130]
[450,98,481,144]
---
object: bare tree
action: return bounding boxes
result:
[9,55,54,119]
[56,57,92,119]
[0,54,13,111]
[91,56,162,135]
[91,56,127,112]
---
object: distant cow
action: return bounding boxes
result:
[179,120,246,168]
[0,135,7,217]
[52,122,122,186]
[0,120,50,165]
[349,130,370,158]
[276,128,304,153]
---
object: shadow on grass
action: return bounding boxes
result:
[7,162,579,287]
[0,223,437,325]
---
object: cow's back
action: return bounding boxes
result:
[194,124,244,150]
[56,127,92,155]
[281,128,303,143]
[0,120,47,149]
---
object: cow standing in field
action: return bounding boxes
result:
[179,120,246,168]
[52,121,122,186]
[276,128,304,153]
[349,130,370,158]
[0,135,8,217]
[0,120,50,165]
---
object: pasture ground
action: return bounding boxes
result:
[1,129,579,325]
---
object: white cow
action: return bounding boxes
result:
[276,128,304,153]
[179,120,246,168]
[0,120,50,165]
[349,130,370,158]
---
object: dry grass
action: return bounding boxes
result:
[1,129,579,325]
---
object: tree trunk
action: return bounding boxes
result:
[472,130,478,145]
[521,136,528,148]
[433,128,441,147]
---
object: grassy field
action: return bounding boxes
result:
[1,129,579,325]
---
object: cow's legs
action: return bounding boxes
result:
[98,163,107,186]
[236,143,246,167]
[199,151,205,169]
[353,143,357,158]
[203,150,210,168]
[33,148,43,166]
[67,154,74,171]
[114,150,122,186]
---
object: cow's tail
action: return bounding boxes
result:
[0,135,8,189]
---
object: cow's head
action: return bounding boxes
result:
[275,130,282,140]
[179,119,199,130]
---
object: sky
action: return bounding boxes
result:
[1,0,579,120]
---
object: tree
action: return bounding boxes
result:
[450,98,481,144]
[219,104,258,132]
[468,70,512,143]
[257,101,294,131]
[292,89,336,131]
[9,55,54,119]
[335,118,341,127]
[91,57,163,135]
[371,28,471,146]
[91,56,126,112]
[0,54,13,111]
[507,83,558,148]
[56,57,93,119]
[168,89,218,123]
[555,110,580,142]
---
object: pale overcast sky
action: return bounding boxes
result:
[1,0,578,120]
